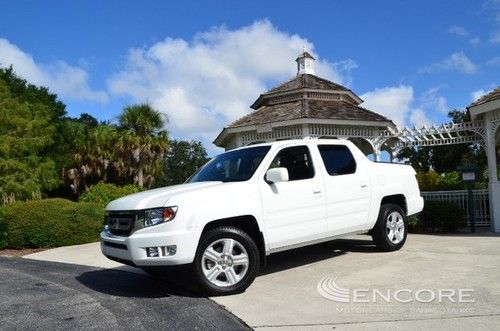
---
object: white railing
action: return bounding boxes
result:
[421,189,490,226]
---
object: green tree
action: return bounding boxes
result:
[0,67,66,120]
[63,124,120,194]
[118,104,169,188]
[0,79,58,201]
[156,140,209,186]
[0,67,73,201]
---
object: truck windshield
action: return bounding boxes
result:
[188,146,271,183]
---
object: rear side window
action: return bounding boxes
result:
[318,145,356,176]
[269,146,315,181]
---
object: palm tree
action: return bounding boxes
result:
[118,104,169,188]
[65,124,119,193]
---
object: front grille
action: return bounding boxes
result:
[105,211,135,236]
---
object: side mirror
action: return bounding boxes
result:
[266,167,289,183]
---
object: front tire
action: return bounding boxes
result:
[371,203,407,251]
[194,226,259,296]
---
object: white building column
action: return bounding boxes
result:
[302,123,311,139]
[373,147,381,162]
[485,113,500,232]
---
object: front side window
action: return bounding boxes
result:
[318,145,356,176]
[189,146,270,183]
[268,146,315,181]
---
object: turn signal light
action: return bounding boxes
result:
[163,207,176,222]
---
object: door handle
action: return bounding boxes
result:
[360,182,368,188]
[312,188,322,194]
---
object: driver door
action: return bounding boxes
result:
[259,145,327,250]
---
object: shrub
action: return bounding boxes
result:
[418,200,466,232]
[407,215,424,233]
[79,182,142,207]
[416,170,465,191]
[3,198,104,249]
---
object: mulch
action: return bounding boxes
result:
[0,248,48,257]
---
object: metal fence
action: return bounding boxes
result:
[421,189,490,227]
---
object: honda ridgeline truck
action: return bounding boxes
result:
[101,139,423,295]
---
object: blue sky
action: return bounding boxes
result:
[1,0,499,152]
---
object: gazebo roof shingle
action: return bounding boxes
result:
[229,99,392,128]
[469,87,500,107]
[228,73,393,129]
[265,74,351,95]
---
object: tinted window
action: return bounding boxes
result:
[269,146,314,181]
[189,146,270,183]
[318,145,356,176]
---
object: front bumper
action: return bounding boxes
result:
[100,227,200,266]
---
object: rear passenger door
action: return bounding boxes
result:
[317,144,371,234]
[259,145,327,250]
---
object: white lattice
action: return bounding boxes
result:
[267,93,302,105]
[486,109,500,137]
[238,119,489,152]
[394,120,486,149]
[305,92,341,100]
[309,124,391,139]
[241,125,302,145]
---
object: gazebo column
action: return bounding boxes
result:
[373,147,381,162]
[389,150,397,162]
[302,123,311,139]
[485,114,500,232]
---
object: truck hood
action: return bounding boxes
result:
[105,181,223,211]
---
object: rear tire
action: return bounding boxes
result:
[371,203,407,251]
[194,226,259,296]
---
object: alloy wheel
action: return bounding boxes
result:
[201,238,249,287]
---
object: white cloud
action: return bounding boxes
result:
[487,57,500,66]
[418,86,449,115]
[471,89,487,102]
[361,85,414,128]
[361,85,446,129]
[469,37,481,45]
[418,51,478,75]
[409,108,434,128]
[490,30,500,43]
[447,26,481,45]
[108,20,355,148]
[0,38,107,103]
[448,26,469,37]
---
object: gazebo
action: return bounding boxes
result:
[213,51,500,233]
[213,50,397,161]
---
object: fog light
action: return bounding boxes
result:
[162,245,177,256]
[147,247,159,257]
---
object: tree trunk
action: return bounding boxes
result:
[138,167,144,188]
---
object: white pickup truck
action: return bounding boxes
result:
[101,139,423,295]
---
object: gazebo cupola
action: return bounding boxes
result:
[296,47,316,75]
[214,50,397,160]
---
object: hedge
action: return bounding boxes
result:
[408,200,465,233]
[79,182,142,207]
[2,198,104,249]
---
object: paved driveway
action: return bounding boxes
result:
[21,233,500,330]
[0,257,248,330]
[213,234,500,329]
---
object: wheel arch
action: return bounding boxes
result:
[201,215,266,267]
[380,194,407,215]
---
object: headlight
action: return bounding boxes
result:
[143,207,178,227]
